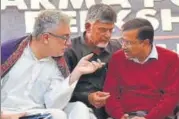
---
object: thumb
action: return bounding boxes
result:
[82,53,94,60]
[121,114,129,119]
[97,92,110,97]
[124,114,129,117]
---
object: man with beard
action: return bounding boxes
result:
[103,18,179,119]
[65,3,121,119]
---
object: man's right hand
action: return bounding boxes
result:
[121,114,129,119]
[74,53,105,76]
[88,91,110,108]
[1,112,26,119]
[69,53,105,85]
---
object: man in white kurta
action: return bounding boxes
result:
[1,10,104,119]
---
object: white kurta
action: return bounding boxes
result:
[1,44,77,115]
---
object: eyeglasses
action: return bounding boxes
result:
[48,32,70,44]
[119,38,142,46]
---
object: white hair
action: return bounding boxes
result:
[85,4,116,23]
[32,10,70,37]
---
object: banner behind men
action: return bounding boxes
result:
[1,0,179,53]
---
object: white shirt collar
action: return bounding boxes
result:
[132,44,158,64]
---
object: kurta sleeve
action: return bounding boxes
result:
[44,67,77,109]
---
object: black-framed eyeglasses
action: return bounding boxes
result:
[47,32,70,43]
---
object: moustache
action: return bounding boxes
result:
[98,38,110,43]
[123,49,129,53]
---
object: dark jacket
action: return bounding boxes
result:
[65,34,121,119]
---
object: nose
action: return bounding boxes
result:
[65,39,72,47]
[121,43,127,50]
[105,30,112,38]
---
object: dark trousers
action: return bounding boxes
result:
[93,107,108,119]
[127,111,148,119]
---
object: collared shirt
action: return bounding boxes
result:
[65,32,121,72]
[132,45,158,64]
[1,43,77,112]
[65,32,121,103]
[103,46,179,119]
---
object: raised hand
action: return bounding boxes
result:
[75,53,105,75]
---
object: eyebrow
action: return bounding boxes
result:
[61,34,70,36]
[99,27,113,30]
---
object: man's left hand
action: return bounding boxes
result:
[131,116,146,119]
